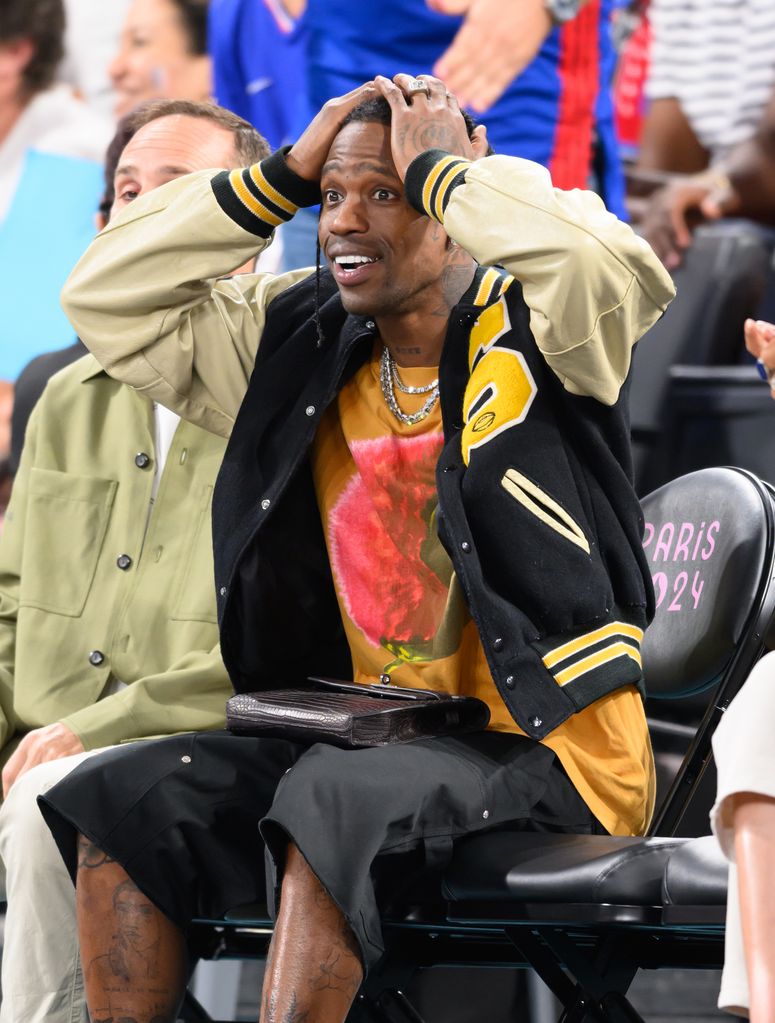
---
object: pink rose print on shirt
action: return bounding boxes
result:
[328,432,456,658]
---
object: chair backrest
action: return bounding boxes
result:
[639,466,775,835]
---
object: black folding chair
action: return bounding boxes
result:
[184,466,775,1023]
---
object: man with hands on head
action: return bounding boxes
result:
[41,74,674,1023]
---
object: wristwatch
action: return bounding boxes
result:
[545,0,583,24]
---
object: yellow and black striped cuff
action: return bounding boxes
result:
[540,622,644,691]
[405,149,471,224]
[211,146,321,238]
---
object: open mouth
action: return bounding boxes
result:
[330,254,382,285]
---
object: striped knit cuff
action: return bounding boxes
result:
[210,146,321,238]
[404,149,471,223]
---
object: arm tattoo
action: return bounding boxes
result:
[78,835,116,869]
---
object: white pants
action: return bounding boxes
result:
[711,651,775,1017]
[0,750,106,1023]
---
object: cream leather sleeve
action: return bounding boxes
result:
[441,156,676,405]
[61,169,311,437]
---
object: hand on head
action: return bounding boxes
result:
[286,82,380,182]
[287,76,489,185]
[374,73,488,180]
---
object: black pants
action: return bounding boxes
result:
[40,729,603,971]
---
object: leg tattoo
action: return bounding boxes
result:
[76,834,187,1023]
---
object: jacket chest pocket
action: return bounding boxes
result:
[20,469,117,616]
[171,485,217,624]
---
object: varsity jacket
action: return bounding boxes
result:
[61,146,675,741]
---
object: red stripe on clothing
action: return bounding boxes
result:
[549,0,601,191]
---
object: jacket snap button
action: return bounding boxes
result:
[181,755,191,764]
[529,715,543,729]
[505,675,515,689]
[88,650,105,666]
[482,809,490,820]
[116,554,132,571]
[492,637,503,651]
[461,541,471,553]
[219,586,227,597]
[134,452,151,469]
[260,498,271,510]
[365,320,376,330]
[305,405,316,416]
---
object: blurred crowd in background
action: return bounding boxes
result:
[1,0,775,520]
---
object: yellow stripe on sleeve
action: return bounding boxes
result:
[229,170,284,227]
[543,622,644,670]
[421,155,460,219]
[553,641,643,687]
[248,164,298,217]
[432,161,468,222]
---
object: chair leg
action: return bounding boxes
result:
[503,927,646,1023]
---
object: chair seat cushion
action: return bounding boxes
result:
[443,832,687,906]
[662,835,728,907]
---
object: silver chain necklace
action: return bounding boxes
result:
[379,346,440,426]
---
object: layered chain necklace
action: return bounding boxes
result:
[379,345,440,426]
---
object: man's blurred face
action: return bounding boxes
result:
[111,113,236,220]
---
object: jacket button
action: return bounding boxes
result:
[88,650,105,666]
[505,675,515,689]
[219,586,227,597]
[305,405,316,417]
[461,541,471,553]
[116,554,132,570]
[365,320,376,330]
[529,715,542,729]
[442,464,458,473]
[493,637,504,651]
[134,452,151,469]
[260,498,271,510]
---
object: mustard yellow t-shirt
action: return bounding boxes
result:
[310,344,655,836]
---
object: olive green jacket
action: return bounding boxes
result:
[0,355,231,754]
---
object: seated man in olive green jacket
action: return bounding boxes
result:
[0,98,270,1023]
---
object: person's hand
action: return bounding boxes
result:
[374,74,488,181]
[640,172,740,270]
[745,319,775,395]
[2,722,85,797]
[286,82,379,182]
[428,0,554,113]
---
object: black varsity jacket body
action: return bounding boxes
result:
[61,145,677,742]
[212,265,654,741]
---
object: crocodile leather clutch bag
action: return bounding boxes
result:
[225,676,491,749]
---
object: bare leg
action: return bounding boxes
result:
[733,794,775,1023]
[260,842,364,1023]
[76,834,187,1023]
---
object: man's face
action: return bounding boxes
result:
[319,121,450,319]
[111,114,237,220]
